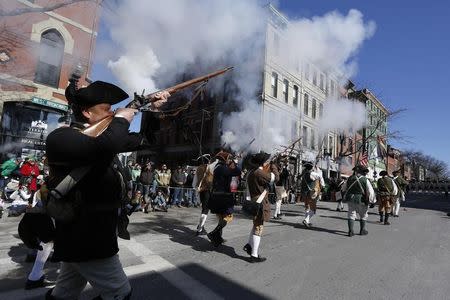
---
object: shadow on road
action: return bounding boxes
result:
[269,219,347,236]
[128,215,249,262]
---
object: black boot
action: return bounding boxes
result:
[243,243,252,255]
[360,220,368,235]
[207,222,226,247]
[384,213,390,225]
[379,212,384,223]
[347,219,354,237]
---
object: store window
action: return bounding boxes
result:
[0,102,63,158]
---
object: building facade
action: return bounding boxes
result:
[0,0,101,159]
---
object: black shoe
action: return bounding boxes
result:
[394,215,399,218]
[176,204,182,208]
[196,227,207,236]
[384,221,391,225]
[272,216,282,220]
[336,208,341,212]
[25,275,54,290]
[249,255,267,263]
[302,220,311,228]
[348,231,354,237]
[207,232,221,247]
[243,243,252,255]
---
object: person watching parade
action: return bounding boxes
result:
[341,165,375,237]
[377,171,398,225]
[41,80,169,299]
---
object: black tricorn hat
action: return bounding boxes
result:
[250,152,270,166]
[353,165,369,174]
[65,81,128,106]
[379,170,388,176]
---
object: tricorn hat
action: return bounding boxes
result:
[215,150,231,161]
[250,152,270,166]
[65,81,128,106]
[353,165,369,174]
[303,161,314,169]
[379,170,388,176]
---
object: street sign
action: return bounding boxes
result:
[31,97,68,111]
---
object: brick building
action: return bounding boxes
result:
[0,0,101,159]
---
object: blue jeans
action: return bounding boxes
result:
[153,195,167,207]
[139,184,151,201]
[172,188,182,205]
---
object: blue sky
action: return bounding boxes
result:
[92,0,449,166]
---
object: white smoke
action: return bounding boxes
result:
[101,1,375,153]
[319,98,366,134]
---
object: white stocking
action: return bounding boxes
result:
[251,235,261,257]
[197,214,208,231]
[28,242,53,281]
[274,200,282,217]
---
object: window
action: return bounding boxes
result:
[293,85,299,107]
[302,126,308,147]
[273,32,280,56]
[312,99,317,119]
[320,74,325,90]
[329,136,334,157]
[35,30,64,88]
[283,79,289,103]
[313,69,317,86]
[330,80,336,97]
[319,103,323,118]
[305,63,310,81]
[271,72,278,98]
[311,130,316,150]
[291,121,297,140]
[303,93,309,115]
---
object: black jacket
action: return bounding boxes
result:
[46,118,147,262]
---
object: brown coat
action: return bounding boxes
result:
[247,166,280,222]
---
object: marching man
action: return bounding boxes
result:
[392,170,408,217]
[377,171,398,225]
[341,165,376,237]
[300,162,324,228]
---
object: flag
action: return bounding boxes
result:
[359,151,369,167]
[377,135,387,158]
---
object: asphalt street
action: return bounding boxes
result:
[0,192,449,300]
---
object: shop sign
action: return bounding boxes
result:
[31,97,68,111]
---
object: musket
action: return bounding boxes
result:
[82,67,233,137]
[262,137,302,172]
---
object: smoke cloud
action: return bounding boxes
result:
[101,0,375,154]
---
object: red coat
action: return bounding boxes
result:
[20,162,40,191]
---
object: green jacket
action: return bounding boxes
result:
[377,177,395,196]
[1,159,18,177]
[394,176,408,191]
[344,175,368,204]
[300,171,315,195]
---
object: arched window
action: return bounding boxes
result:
[34,30,64,88]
